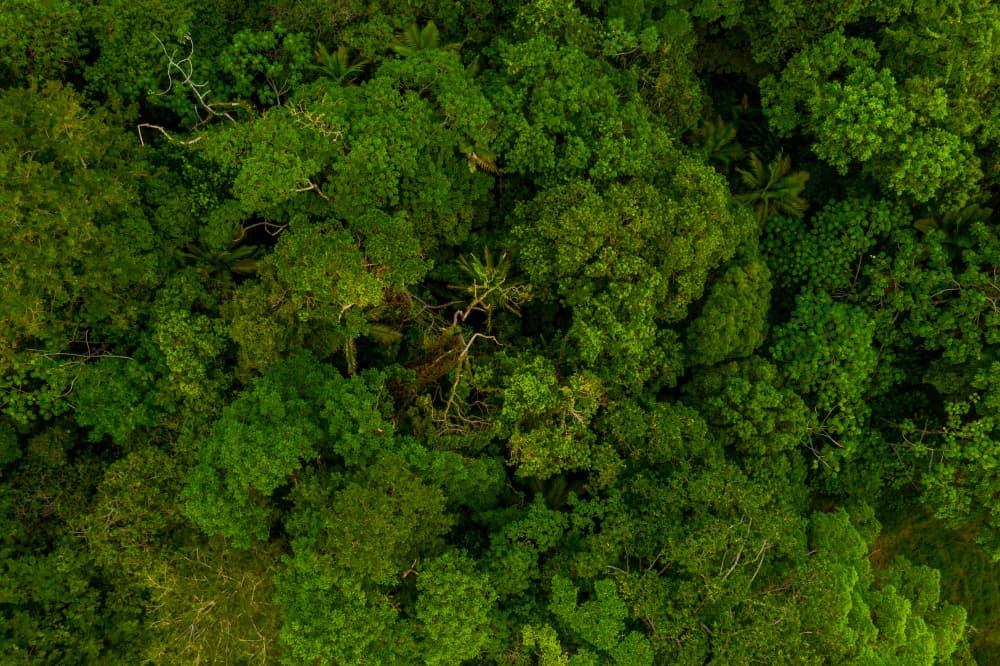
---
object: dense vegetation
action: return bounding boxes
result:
[1,1,998,663]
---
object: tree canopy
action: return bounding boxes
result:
[1,0,998,663]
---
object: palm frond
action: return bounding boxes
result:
[692,115,745,166]
[736,152,810,223]
[453,247,529,330]
[367,323,404,345]
[390,21,461,57]
[466,150,499,175]
[311,43,367,84]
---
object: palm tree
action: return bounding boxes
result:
[915,203,993,250]
[177,243,260,291]
[736,152,810,223]
[691,115,745,167]
[310,44,367,85]
[390,21,461,58]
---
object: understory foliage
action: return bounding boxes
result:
[0,0,998,664]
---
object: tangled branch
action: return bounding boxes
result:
[152,34,244,124]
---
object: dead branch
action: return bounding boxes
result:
[233,220,288,243]
[137,123,205,146]
[151,34,245,124]
[294,178,331,200]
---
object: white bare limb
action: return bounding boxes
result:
[151,33,244,124]
[137,123,205,146]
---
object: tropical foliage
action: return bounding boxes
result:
[1,0,998,663]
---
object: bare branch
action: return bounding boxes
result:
[233,220,287,243]
[137,123,205,146]
[294,178,331,201]
[749,540,770,585]
[150,33,245,125]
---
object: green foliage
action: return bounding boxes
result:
[879,0,1000,143]
[483,496,572,599]
[515,166,754,391]
[759,32,881,136]
[3,2,998,663]
[181,372,324,545]
[0,536,141,664]
[81,448,281,662]
[276,451,458,663]
[880,126,983,207]
[80,0,200,117]
[490,34,660,185]
[416,550,497,664]
[454,247,530,331]
[83,447,184,579]
[685,254,771,366]
[914,363,1000,557]
[151,298,229,409]
[685,357,810,456]
[760,24,991,208]
[0,83,155,360]
[275,541,405,665]
[310,44,368,84]
[772,291,878,466]
[522,624,570,665]
[501,356,605,479]
[0,82,160,424]
[182,351,398,546]
[601,7,704,133]
[549,576,653,665]
[391,20,461,57]
[810,66,914,173]
[0,438,146,664]
[320,454,454,584]
[1,355,76,425]
[689,116,744,167]
[738,0,906,66]
[0,422,19,468]
[272,224,386,322]
[876,513,1000,660]
[0,0,82,84]
[71,358,159,446]
[511,0,604,51]
[199,45,496,253]
[763,197,900,295]
[219,24,313,106]
[590,400,812,663]
[798,507,967,664]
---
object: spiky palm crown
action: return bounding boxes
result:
[692,116,745,167]
[390,21,461,58]
[453,248,529,330]
[311,44,367,84]
[736,152,810,223]
[179,243,260,275]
